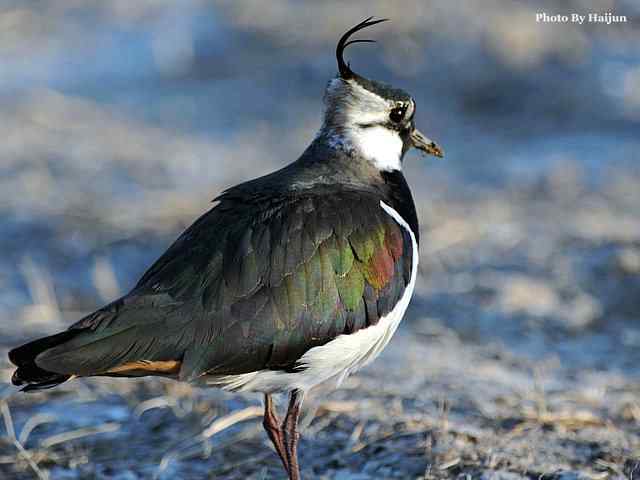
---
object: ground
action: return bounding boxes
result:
[2,169,639,479]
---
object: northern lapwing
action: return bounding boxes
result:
[9,18,443,479]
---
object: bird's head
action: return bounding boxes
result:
[320,18,443,171]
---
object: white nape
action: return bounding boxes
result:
[204,200,418,394]
[323,78,405,171]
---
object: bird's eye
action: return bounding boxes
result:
[389,105,406,123]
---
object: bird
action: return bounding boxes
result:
[9,17,443,479]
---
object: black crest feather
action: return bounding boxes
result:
[336,17,388,79]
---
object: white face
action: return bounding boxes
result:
[322,79,415,172]
[351,125,403,171]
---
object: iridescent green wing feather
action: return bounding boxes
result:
[32,189,414,382]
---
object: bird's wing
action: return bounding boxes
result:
[35,189,414,381]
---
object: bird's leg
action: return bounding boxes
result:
[262,393,290,475]
[282,389,304,480]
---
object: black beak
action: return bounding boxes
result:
[410,128,444,158]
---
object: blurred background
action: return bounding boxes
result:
[1,1,639,479]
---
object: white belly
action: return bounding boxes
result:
[204,200,418,393]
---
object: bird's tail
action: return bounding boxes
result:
[9,331,79,392]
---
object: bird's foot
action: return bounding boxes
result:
[263,391,304,480]
[263,394,290,475]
